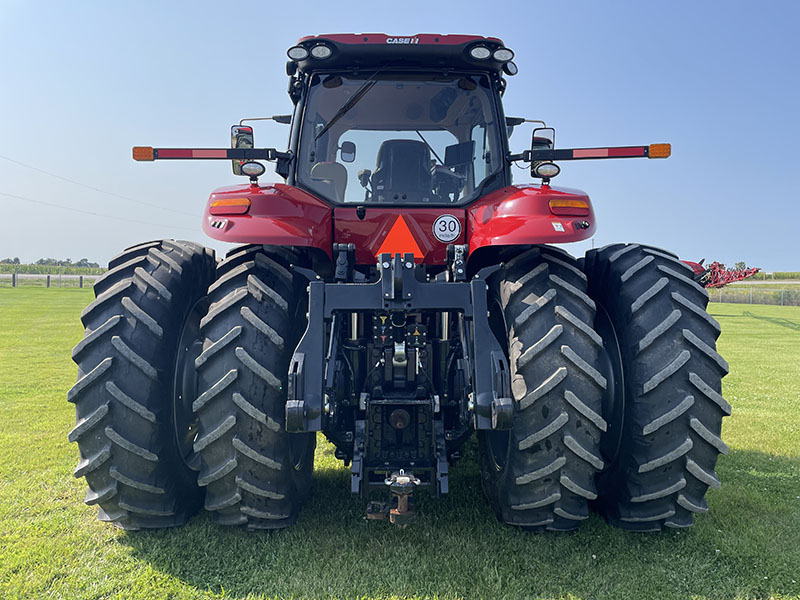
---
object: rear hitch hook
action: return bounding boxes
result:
[384,469,421,527]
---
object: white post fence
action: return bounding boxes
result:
[2,273,101,288]
[712,287,798,307]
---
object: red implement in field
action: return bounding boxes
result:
[683,259,761,288]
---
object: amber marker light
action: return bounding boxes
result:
[648,143,671,158]
[549,198,590,216]
[209,197,251,215]
[132,146,154,161]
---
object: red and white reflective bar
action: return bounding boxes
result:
[156,148,230,159]
[132,147,276,161]
[528,143,670,162]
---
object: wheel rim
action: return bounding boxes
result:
[172,297,209,468]
[594,303,626,467]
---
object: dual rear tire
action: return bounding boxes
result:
[480,243,729,531]
[70,240,728,532]
[69,242,313,530]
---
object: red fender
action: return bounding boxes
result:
[203,183,333,261]
[467,184,596,262]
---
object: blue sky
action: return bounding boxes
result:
[1,1,798,269]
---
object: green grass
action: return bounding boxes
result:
[0,289,798,600]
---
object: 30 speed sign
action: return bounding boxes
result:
[432,214,461,243]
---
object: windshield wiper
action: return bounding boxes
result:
[415,131,444,166]
[315,72,381,141]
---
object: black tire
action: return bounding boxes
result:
[193,245,315,530]
[69,239,216,529]
[583,243,730,531]
[479,245,608,531]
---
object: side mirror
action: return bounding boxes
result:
[532,126,555,150]
[231,125,254,176]
[358,169,371,188]
[340,141,356,163]
[531,127,558,180]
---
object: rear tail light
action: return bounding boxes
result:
[549,198,590,216]
[210,197,251,215]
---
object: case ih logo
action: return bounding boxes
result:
[386,37,419,45]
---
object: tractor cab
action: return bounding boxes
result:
[246,34,520,207]
[292,68,506,206]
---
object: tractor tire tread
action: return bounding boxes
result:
[193,245,313,529]
[481,246,605,531]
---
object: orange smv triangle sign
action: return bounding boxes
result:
[375,215,424,260]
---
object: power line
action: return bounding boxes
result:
[0,154,196,217]
[0,191,199,232]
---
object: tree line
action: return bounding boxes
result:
[1,257,100,268]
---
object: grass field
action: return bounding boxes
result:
[0,288,798,600]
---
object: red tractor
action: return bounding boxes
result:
[69,34,729,532]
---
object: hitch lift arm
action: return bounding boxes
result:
[286,253,513,433]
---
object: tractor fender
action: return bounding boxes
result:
[202,183,333,261]
[467,184,597,265]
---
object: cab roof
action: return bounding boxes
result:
[290,33,512,73]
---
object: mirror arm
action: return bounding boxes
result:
[239,115,292,125]
[269,149,293,161]
[273,150,293,180]
[507,151,530,163]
